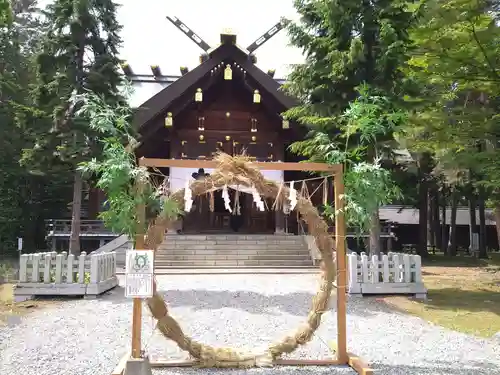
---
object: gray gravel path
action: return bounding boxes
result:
[0,274,499,375]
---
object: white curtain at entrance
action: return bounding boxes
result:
[169,167,284,194]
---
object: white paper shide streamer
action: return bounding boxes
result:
[252,186,265,211]
[222,185,232,213]
[184,179,193,212]
[288,181,297,211]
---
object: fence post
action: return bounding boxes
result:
[371,254,379,283]
[55,254,64,283]
[412,255,422,283]
[347,253,361,294]
[90,254,99,284]
[392,253,401,282]
[19,255,28,282]
[403,254,411,283]
[78,252,86,283]
[382,253,390,282]
[67,254,74,283]
[43,253,52,283]
[31,254,40,283]
[360,253,369,283]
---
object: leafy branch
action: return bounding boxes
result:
[291,85,404,235]
[76,90,181,237]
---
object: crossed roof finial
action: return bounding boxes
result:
[166,15,289,56]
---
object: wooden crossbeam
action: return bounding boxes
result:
[246,20,288,53]
[138,157,341,173]
[166,16,211,52]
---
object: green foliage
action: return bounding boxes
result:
[24,0,125,170]
[78,92,147,237]
[404,0,500,198]
[0,0,13,26]
[0,1,73,255]
[159,197,184,221]
[284,0,417,125]
[292,87,404,234]
[78,91,181,237]
[285,1,415,242]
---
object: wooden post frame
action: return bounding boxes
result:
[131,180,146,359]
[121,157,373,375]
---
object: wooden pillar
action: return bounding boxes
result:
[334,167,348,364]
[87,188,99,219]
[275,211,285,234]
[131,180,146,358]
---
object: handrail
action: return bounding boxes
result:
[45,219,118,235]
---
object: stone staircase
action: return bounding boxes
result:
[154,234,314,268]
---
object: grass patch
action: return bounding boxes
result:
[384,253,500,338]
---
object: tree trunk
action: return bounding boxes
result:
[369,209,381,256]
[468,189,477,255]
[433,190,441,249]
[427,192,434,250]
[477,186,488,259]
[418,157,430,257]
[495,205,500,251]
[448,190,458,256]
[441,197,447,253]
[69,170,83,255]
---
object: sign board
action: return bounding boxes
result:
[125,250,154,298]
[17,237,23,252]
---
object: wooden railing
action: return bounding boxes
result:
[45,219,118,236]
[15,251,118,300]
[347,252,426,297]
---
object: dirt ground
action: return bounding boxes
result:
[0,284,60,326]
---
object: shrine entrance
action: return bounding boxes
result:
[182,189,275,233]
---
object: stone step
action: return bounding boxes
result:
[154,253,312,261]
[158,240,304,246]
[155,249,310,256]
[165,235,300,241]
[157,244,307,252]
[154,259,314,268]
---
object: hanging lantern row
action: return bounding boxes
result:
[192,87,261,104]
[166,112,290,130]
[165,90,290,130]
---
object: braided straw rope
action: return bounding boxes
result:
[144,154,337,368]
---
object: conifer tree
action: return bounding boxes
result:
[285,0,417,254]
[25,0,125,255]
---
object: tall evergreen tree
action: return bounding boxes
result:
[24,0,125,255]
[0,0,73,255]
[405,0,500,257]
[285,0,417,254]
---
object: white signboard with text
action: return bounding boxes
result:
[125,250,154,298]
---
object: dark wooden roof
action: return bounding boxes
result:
[132,43,298,138]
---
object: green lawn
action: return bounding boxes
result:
[385,253,500,338]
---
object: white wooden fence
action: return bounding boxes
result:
[347,252,427,298]
[14,251,118,301]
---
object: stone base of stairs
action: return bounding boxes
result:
[155,234,313,268]
[117,267,318,275]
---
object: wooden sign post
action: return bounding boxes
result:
[131,182,146,359]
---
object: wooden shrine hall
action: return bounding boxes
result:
[128,18,318,234]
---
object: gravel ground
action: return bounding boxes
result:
[0,274,499,375]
